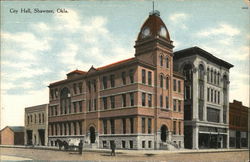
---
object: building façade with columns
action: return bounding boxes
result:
[48,11,184,150]
[173,47,233,149]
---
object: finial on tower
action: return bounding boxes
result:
[149,1,160,16]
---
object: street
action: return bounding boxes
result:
[0,147,249,162]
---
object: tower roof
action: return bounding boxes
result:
[137,10,170,41]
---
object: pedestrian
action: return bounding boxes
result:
[110,141,116,156]
[78,140,83,155]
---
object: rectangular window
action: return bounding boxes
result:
[130,118,134,133]
[173,79,177,91]
[103,120,107,134]
[130,93,134,106]
[173,121,176,135]
[73,83,77,94]
[142,92,146,106]
[207,88,210,101]
[166,57,169,68]
[178,80,181,93]
[103,97,107,109]
[160,95,163,107]
[110,96,115,109]
[93,80,96,92]
[166,96,169,109]
[122,118,126,134]
[129,69,134,83]
[178,100,181,112]
[88,81,91,92]
[141,117,145,133]
[142,141,145,148]
[142,69,146,84]
[211,89,213,102]
[148,94,152,107]
[78,82,82,93]
[122,72,126,85]
[148,141,152,148]
[110,74,115,88]
[122,141,126,148]
[218,91,220,104]
[73,102,77,113]
[173,99,177,111]
[110,119,115,134]
[122,94,126,107]
[55,106,58,115]
[88,100,91,111]
[148,118,152,134]
[207,107,220,123]
[102,76,107,89]
[148,71,152,85]
[79,101,82,112]
[179,121,181,135]
[129,141,133,149]
[103,141,107,148]
[94,99,97,110]
[214,90,217,103]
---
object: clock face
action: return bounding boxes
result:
[142,27,150,38]
[159,26,167,38]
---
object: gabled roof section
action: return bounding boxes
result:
[1,126,25,133]
[97,57,135,71]
[67,69,86,75]
[87,66,98,74]
[174,46,234,69]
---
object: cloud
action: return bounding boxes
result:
[1,32,51,52]
[169,13,188,22]
[169,13,188,30]
[197,23,240,37]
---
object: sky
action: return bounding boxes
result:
[1,0,249,129]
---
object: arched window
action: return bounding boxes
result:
[166,76,169,89]
[166,57,169,68]
[217,73,220,85]
[198,64,205,80]
[210,69,213,83]
[207,68,210,82]
[160,75,164,88]
[160,55,163,66]
[214,71,217,84]
[183,64,192,81]
[60,87,71,115]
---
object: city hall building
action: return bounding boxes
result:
[174,47,233,149]
[48,11,184,150]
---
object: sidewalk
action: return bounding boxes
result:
[0,144,248,155]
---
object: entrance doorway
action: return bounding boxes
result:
[160,125,168,142]
[26,130,33,145]
[38,129,45,146]
[89,127,96,143]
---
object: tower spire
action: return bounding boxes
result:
[153,1,154,12]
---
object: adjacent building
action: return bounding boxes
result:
[229,100,248,148]
[0,126,24,145]
[173,47,233,149]
[48,10,184,150]
[24,104,48,146]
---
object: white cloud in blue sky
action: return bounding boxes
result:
[1,0,249,128]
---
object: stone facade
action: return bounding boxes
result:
[174,47,233,149]
[48,11,184,150]
[229,100,248,148]
[24,104,48,146]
